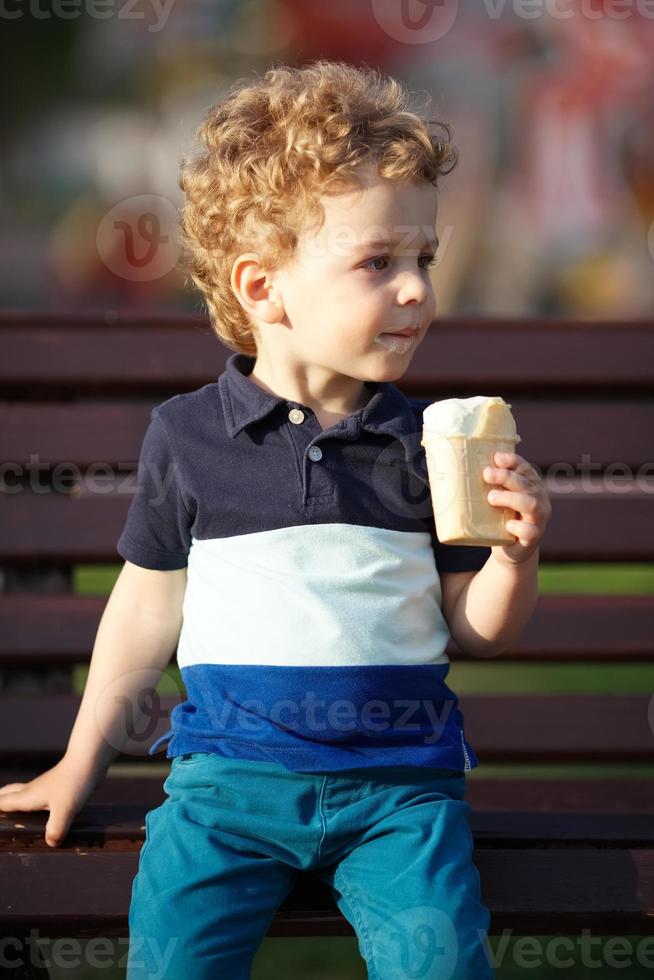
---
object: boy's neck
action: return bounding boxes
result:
[247,358,370,422]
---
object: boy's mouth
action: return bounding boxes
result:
[375,331,419,353]
[382,328,419,338]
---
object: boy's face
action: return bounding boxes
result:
[250,163,439,386]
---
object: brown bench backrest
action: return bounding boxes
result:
[1,312,652,769]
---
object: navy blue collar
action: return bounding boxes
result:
[219,353,424,469]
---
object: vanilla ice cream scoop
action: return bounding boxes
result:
[423,396,520,441]
[421,396,522,547]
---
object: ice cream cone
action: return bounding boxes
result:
[420,397,522,547]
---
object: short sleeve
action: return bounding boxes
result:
[433,532,491,574]
[116,409,192,570]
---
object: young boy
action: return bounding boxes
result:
[0,61,550,979]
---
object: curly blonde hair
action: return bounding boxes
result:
[178,59,458,356]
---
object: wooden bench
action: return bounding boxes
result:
[1,311,653,974]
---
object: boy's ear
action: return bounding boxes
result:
[230,252,284,323]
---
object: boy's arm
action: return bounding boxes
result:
[0,559,187,846]
[441,549,539,658]
[65,559,187,775]
[441,449,550,657]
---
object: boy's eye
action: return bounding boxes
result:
[365,255,389,272]
[362,254,437,272]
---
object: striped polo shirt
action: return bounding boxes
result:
[116,352,491,773]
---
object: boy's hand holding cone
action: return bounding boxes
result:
[421,396,551,564]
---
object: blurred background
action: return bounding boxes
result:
[3,0,654,318]
[3,2,654,977]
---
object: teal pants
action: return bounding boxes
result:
[127,753,494,979]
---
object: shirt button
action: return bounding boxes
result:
[308,446,323,462]
[288,408,305,424]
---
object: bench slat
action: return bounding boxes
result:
[2,807,652,848]
[1,695,651,760]
[3,314,654,392]
[3,399,653,469]
[1,847,652,936]
[2,593,652,663]
[414,321,654,391]
[1,772,653,813]
[466,778,654,813]
[2,492,652,561]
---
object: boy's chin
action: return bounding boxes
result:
[365,352,415,381]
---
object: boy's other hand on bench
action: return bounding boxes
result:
[0,755,106,848]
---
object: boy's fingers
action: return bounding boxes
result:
[0,775,77,846]
[0,789,66,846]
[0,789,46,812]
[45,815,69,848]
[0,790,25,811]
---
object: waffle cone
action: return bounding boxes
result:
[421,434,521,546]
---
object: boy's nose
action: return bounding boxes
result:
[396,272,431,306]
